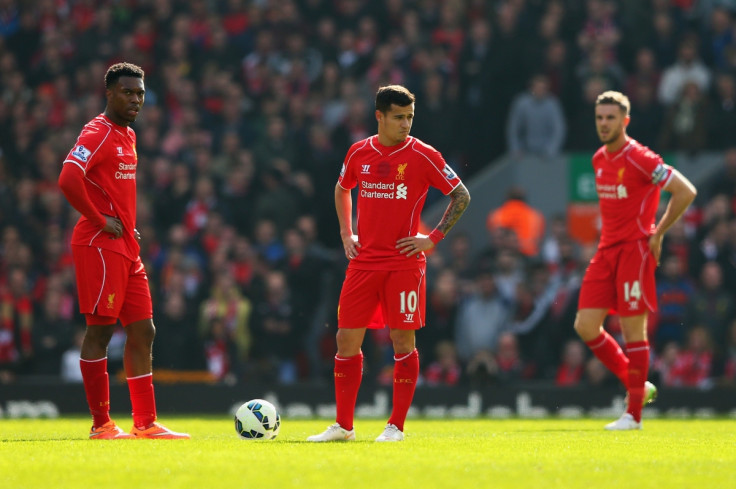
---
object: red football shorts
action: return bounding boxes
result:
[338,267,426,330]
[71,245,153,326]
[578,239,657,317]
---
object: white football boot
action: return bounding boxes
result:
[307,423,355,442]
[375,423,404,442]
[604,413,642,431]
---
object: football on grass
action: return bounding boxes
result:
[234,399,281,440]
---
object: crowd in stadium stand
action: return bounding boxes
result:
[0,0,735,389]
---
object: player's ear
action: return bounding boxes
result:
[623,115,631,127]
[375,109,383,123]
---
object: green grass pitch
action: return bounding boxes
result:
[1,417,734,489]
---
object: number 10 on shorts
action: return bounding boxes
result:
[399,290,417,313]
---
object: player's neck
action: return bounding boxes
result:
[605,135,629,154]
[376,133,407,147]
[103,109,131,128]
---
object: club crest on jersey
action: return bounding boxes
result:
[396,163,407,180]
[72,145,91,162]
[617,167,625,182]
[107,293,116,309]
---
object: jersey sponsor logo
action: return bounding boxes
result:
[442,165,457,180]
[396,183,408,199]
[396,163,407,180]
[617,184,628,198]
[651,164,667,184]
[71,145,91,162]
[361,164,370,174]
[596,183,628,199]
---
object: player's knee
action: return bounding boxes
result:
[389,329,415,353]
[126,319,155,348]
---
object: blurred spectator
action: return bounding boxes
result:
[423,340,461,387]
[495,332,525,383]
[31,285,76,376]
[658,37,712,106]
[718,319,736,385]
[651,254,695,351]
[418,267,460,367]
[455,269,512,367]
[555,339,587,386]
[658,81,710,154]
[60,327,85,383]
[685,261,736,349]
[251,270,302,384]
[707,73,736,150]
[198,269,252,376]
[506,73,567,159]
[627,81,665,150]
[0,267,33,378]
[660,326,715,388]
[487,186,545,258]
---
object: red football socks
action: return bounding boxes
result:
[127,373,157,428]
[387,349,419,432]
[585,331,629,387]
[80,357,111,428]
[334,353,363,431]
[625,341,650,422]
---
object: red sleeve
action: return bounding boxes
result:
[58,163,107,229]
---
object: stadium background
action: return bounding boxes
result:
[0,0,735,415]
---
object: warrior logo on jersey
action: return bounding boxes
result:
[72,145,91,162]
[442,165,457,180]
[396,163,407,180]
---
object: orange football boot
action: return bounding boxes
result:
[89,420,134,440]
[130,422,190,439]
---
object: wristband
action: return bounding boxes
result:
[428,229,445,245]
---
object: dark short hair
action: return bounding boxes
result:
[375,85,415,113]
[105,62,145,89]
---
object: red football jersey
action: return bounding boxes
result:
[592,139,673,249]
[63,114,140,260]
[338,135,462,270]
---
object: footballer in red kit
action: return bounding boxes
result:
[308,85,470,442]
[574,91,697,431]
[58,62,189,440]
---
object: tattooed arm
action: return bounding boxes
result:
[397,182,471,257]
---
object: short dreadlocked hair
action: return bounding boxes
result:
[104,62,145,89]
